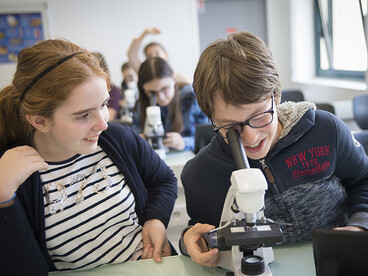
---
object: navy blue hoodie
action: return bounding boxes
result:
[182,102,368,244]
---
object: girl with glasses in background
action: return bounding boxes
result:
[132,57,209,152]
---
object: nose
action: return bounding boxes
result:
[93,110,108,131]
[156,91,166,103]
[239,125,259,145]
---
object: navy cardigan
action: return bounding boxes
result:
[0,123,177,275]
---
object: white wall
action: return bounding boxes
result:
[0,0,200,89]
[1,0,367,126]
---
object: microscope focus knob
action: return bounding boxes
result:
[241,255,265,275]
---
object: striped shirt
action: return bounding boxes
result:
[40,146,143,271]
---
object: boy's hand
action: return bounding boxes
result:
[183,223,220,267]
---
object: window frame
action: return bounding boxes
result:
[314,0,367,80]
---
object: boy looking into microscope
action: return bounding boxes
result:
[179,31,368,267]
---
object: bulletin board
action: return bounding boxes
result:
[0,4,48,63]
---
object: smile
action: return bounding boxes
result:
[85,136,98,141]
[244,138,266,154]
[247,141,261,148]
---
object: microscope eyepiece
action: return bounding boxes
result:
[226,129,250,170]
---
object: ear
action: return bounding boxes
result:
[26,114,51,133]
[172,76,177,86]
[274,93,282,105]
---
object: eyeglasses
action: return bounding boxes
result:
[211,94,275,139]
[147,85,171,96]
[145,80,174,98]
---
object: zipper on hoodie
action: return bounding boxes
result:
[260,158,285,201]
[260,158,294,228]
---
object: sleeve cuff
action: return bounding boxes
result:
[183,137,195,152]
[179,226,192,256]
[347,212,368,230]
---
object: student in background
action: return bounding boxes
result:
[127,27,165,73]
[121,62,138,93]
[119,62,139,125]
[179,31,368,267]
[127,28,190,87]
[92,52,122,121]
[132,57,209,152]
[0,39,177,275]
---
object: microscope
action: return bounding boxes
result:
[143,93,166,159]
[204,129,283,276]
[119,81,138,125]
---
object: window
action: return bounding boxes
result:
[315,0,367,79]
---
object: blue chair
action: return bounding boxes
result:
[281,90,305,103]
[194,124,215,154]
[316,103,335,114]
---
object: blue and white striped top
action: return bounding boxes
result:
[40,146,143,271]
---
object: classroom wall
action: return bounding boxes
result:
[197,0,267,52]
[1,0,367,126]
[0,0,200,89]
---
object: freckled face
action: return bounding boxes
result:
[35,76,110,161]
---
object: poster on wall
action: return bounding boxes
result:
[0,12,44,63]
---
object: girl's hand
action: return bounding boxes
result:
[0,146,48,202]
[142,28,161,37]
[142,219,171,263]
[163,132,185,151]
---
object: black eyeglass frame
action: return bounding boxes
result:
[211,93,275,138]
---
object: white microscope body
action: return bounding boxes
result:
[143,105,166,159]
[217,169,274,276]
[119,81,138,124]
[207,129,283,276]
